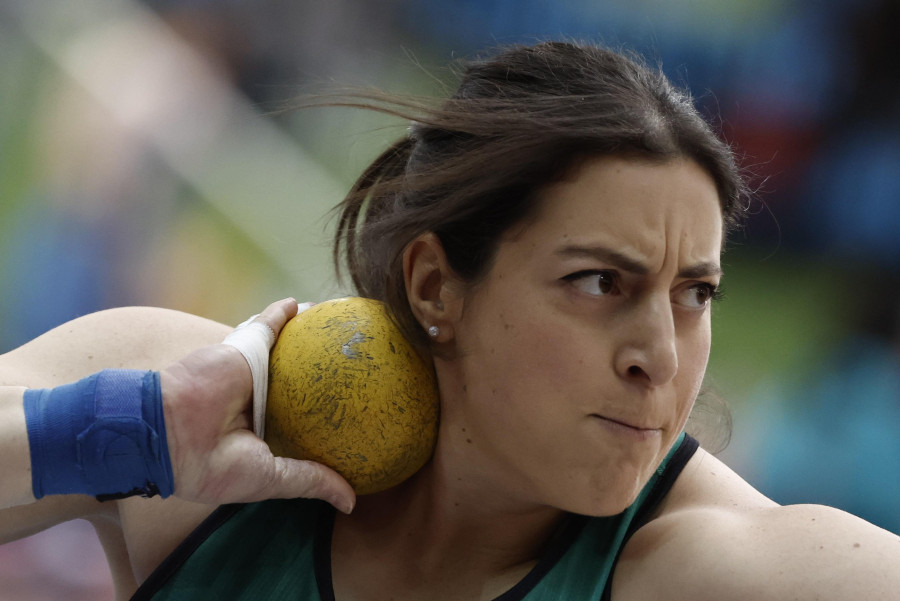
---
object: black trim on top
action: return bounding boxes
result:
[132,435,698,601]
[493,513,591,601]
[129,503,244,601]
[314,436,699,601]
[313,505,590,601]
[313,507,590,601]
[600,434,700,601]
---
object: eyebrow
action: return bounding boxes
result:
[555,245,723,279]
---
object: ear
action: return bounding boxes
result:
[402,233,465,343]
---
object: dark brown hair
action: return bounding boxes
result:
[332,41,748,352]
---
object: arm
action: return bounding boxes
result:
[1,300,354,540]
[653,504,900,601]
[614,451,900,601]
[0,386,33,508]
[1,305,232,540]
[0,305,233,514]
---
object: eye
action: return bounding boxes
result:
[673,283,722,309]
[562,270,619,297]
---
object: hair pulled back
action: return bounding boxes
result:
[333,41,747,352]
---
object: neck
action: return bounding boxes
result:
[334,432,567,587]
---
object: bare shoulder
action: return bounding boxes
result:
[0,306,232,387]
[612,447,900,601]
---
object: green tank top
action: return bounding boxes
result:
[132,433,697,601]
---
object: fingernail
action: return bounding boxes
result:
[336,497,354,515]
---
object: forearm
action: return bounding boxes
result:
[0,299,354,519]
[0,386,36,509]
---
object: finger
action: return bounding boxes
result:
[223,299,315,440]
[222,316,277,437]
[296,301,316,316]
[268,457,356,515]
[255,297,300,338]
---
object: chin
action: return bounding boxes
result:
[547,476,647,517]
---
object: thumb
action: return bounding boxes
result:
[269,457,356,514]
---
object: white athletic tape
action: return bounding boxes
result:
[222,319,273,438]
[222,302,315,439]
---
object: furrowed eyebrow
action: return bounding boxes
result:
[677,261,723,280]
[556,245,650,274]
[556,245,722,279]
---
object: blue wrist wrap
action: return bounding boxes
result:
[24,369,175,501]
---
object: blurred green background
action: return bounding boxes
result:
[1,0,898,598]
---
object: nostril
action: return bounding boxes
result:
[627,365,646,378]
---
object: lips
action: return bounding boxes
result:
[591,414,661,435]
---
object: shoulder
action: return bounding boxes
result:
[1,306,232,387]
[611,447,900,601]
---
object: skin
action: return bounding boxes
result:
[0,301,354,597]
[331,156,725,599]
[2,156,899,600]
[432,156,723,517]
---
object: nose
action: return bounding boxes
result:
[613,295,678,387]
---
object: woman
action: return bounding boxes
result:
[1,41,898,600]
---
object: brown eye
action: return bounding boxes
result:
[564,270,618,296]
[674,283,720,309]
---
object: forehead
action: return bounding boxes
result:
[505,156,724,269]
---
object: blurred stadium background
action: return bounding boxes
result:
[1,0,897,598]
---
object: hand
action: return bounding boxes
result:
[159,298,356,513]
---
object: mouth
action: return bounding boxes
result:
[590,414,662,440]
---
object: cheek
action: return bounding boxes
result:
[458,300,579,401]
[676,323,712,408]
[470,322,607,432]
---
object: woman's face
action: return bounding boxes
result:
[437,156,723,516]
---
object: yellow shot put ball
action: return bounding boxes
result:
[266,297,439,495]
